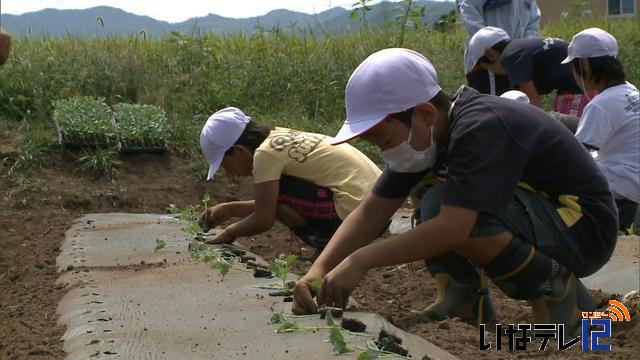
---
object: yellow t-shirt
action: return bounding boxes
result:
[253,127,381,220]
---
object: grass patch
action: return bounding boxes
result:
[0,20,637,163]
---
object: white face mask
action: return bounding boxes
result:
[381,120,436,173]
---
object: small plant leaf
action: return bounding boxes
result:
[276,320,301,333]
[167,204,179,214]
[286,254,298,266]
[365,340,380,359]
[270,308,285,324]
[154,239,167,252]
[202,193,210,208]
[329,326,352,355]
[325,309,337,327]
[309,278,323,297]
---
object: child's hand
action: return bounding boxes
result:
[204,229,236,245]
[199,204,230,232]
[292,268,326,315]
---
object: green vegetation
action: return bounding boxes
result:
[1,20,638,178]
[113,103,167,151]
[53,97,116,146]
[74,147,122,179]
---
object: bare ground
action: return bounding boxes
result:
[1,134,638,359]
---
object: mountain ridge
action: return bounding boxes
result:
[1,1,456,37]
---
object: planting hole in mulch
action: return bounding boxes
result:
[340,317,367,332]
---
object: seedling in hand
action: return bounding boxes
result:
[309,278,323,297]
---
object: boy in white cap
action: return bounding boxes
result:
[198,107,381,257]
[457,0,541,95]
[563,27,639,231]
[292,48,617,335]
[469,26,594,116]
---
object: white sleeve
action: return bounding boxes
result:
[575,103,612,150]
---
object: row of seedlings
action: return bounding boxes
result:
[53,96,168,152]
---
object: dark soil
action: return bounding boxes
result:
[268,290,293,297]
[253,268,272,278]
[341,317,367,332]
[319,307,343,319]
[376,330,409,357]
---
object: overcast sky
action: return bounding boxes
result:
[0,1,452,23]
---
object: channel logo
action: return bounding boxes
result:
[581,300,631,351]
[605,300,631,322]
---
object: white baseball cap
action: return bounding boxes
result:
[500,90,530,104]
[200,107,250,180]
[468,26,510,68]
[561,27,618,64]
[332,48,441,145]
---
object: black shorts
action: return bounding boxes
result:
[278,175,342,249]
[421,184,612,277]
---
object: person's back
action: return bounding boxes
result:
[448,86,617,269]
[501,37,581,96]
[469,27,592,115]
[253,127,381,221]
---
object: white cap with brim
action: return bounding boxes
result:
[200,107,250,180]
[561,27,618,64]
[500,90,530,104]
[468,26,510,69]
[332,48,441,145]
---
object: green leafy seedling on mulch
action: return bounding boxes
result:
[326,311,352,355]
[211,256,234,280]
[355,340,412,359]
[154,238,177,253]
[270,308,329,334]
[154,238,167,252]
[269,254,298,289]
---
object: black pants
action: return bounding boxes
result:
[278,175,342,249]
[616,198,639,232]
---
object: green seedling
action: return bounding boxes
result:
[113,103,167,149]
[202,193,210,209]
[270,308,328,333]
[211,256,234,280]
[310,278,323,297]
[167,204,180,214]
[356,340,412,359]
[154,238,177,252]
[329,325,352,355]
[325,309,338,327]
[54,96,116,146]
[269,254,298,288]
[326,311,352,355]
[154,238,167,252]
